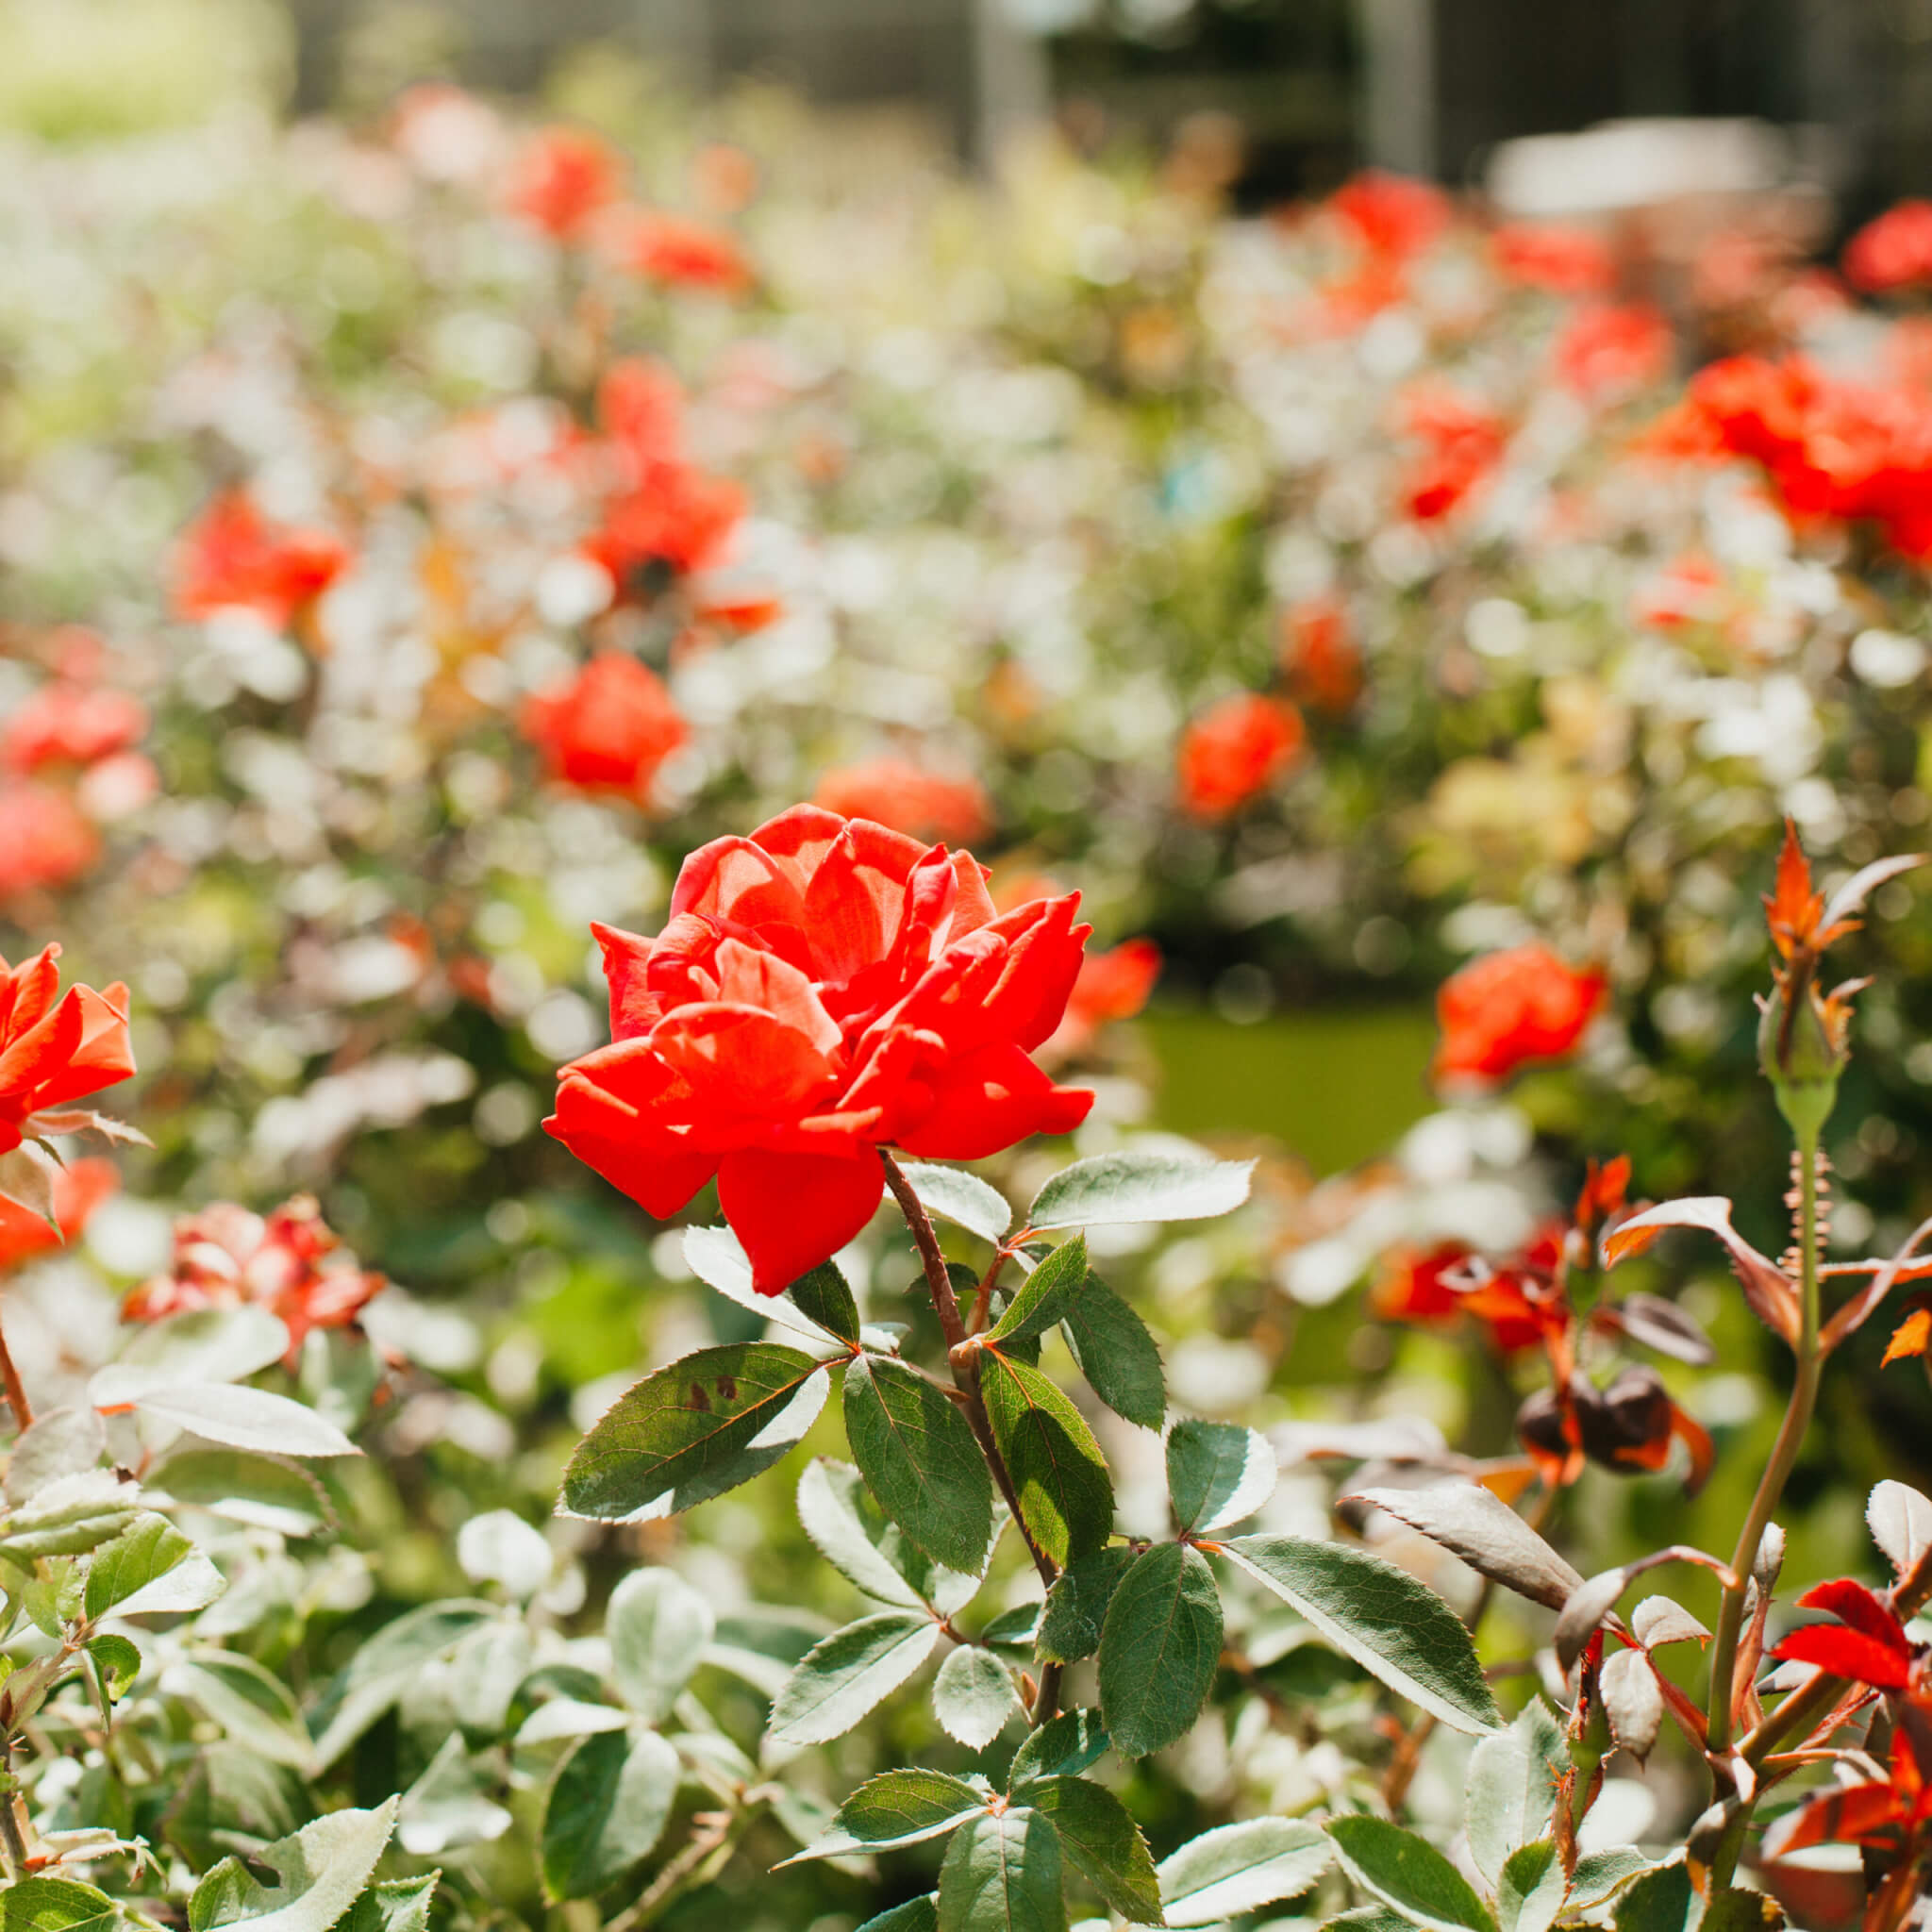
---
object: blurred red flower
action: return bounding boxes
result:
[584,359,747,586]
[1433,942,1607,1086]
[1374,1241,1549,1354]
[811,758,992,845]
[504,125,624,240]
[1176,692,1305,820]
[1491,223,1616,297]
[546,806,1093,1293]
[1553,303,1673,401]
[521,654,688,805]
[124,1195,385,1359]
[1401,387,1507,522]
[1279,596,1361,712]
[599,206,753,293]
[0,944,134,1157]
[0,784,102,897]
[1046,937,1162,1058]
[174,491,351,628]
[1844,199,1932,295]
[1331,171,1451,262]
[1,681,147,774]
[0,1156,116,1271]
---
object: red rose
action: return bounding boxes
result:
[1491,223,1616,297]
[0,783,102,897]
[597,206,754,293]
[522,654,688,804]
[0,1155,116,1271]
[1176,693,1305,821]
[545,806,1094,1293]
[1433,942,1607,1086]
[124,1195,385,1360]
[1,681,147,774]
[1552,303,1673,401]
[1329,171,1450,263]
[504,125,624,240]
[174,491,350,629]
[1844,199,1932,294]
[0,944,135,1156]
[811,758,992,846]
[1045,937,1161,1060]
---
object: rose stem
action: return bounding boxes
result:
[878,1149,1063,1724]
[1704,1130,1824,1883]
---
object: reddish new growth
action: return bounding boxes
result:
[1378,1157,1715,1495]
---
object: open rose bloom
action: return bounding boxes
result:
[546,807,1094,1292]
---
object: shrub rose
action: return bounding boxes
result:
[810,757,992,845]
[174,491,351,628]
[521,654,688,804]
[1844,199,1932,295]
[0,783,102,897]
[546,806,1093,1292]
[1491,222,1616,297]
[503,125,624,240]
[1,680,147,774]
[0,944,135,1155]
[1176,692,1305,820]
[598,206,754,293]
[1433,941,1606,1085]
[123,1195,386,1358]
[1045,937,1161,1059]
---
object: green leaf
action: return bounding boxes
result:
[790,1262,861,1342]
[1036,1546,1135,1664]
[4,1407,106,1507]
[541,1728,680,1901]
[1221,1537,1502,1735]
[446,1618,534,1735]
[189,1798,399,1932]
[1158,1818,1333,1928]
[979,1603,1042,1650]
[858,1902,941,1932]
[1466,1701,1567,1889]
[1,1878,119,1931]
[938,1807,1066,1932]
[684,1225,858,1345]
[1096,1542,1222,1757]
[1060,1276,1165,1429]
[990,1238,1089,1345]
[150,1449,333,1537]
[561,1342,826,1520]
[161,1743,307,1871]
[778,1768,986,1865]
[1612,1864,1698,1932]
[980,1350,1112,1567]
[1324,1911,1418,1932]
[338,1877,440,1932]
[1497,1841,1566,1932]
[3,1472,141,1559]
[933,1645,1023,1750]
[1570,1850,1655,1910]
[1008,1708,1108,1787]
[899,1163,1013,1245]
[769,1611,942,1747]
[398,1733,512,1856]
[1015,1776,1163,1925]
[133,1384,358,1459]
[608,1567,714,1724]
[84,1633,140,1702]
[84,1512,192,1621]
[309,1599,498,1769]
[1027,1151,1253,1231]
[1165,1421,1275,1535]
[1326,1816,1498,1932]
[845,1353,995,1574]
[799,1458,927,1607]
[167,1652,314,1771]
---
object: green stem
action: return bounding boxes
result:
[879,1151,1062,1714]
[1703,1130,1823,1874]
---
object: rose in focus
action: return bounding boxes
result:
[545,806,1093,1293]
